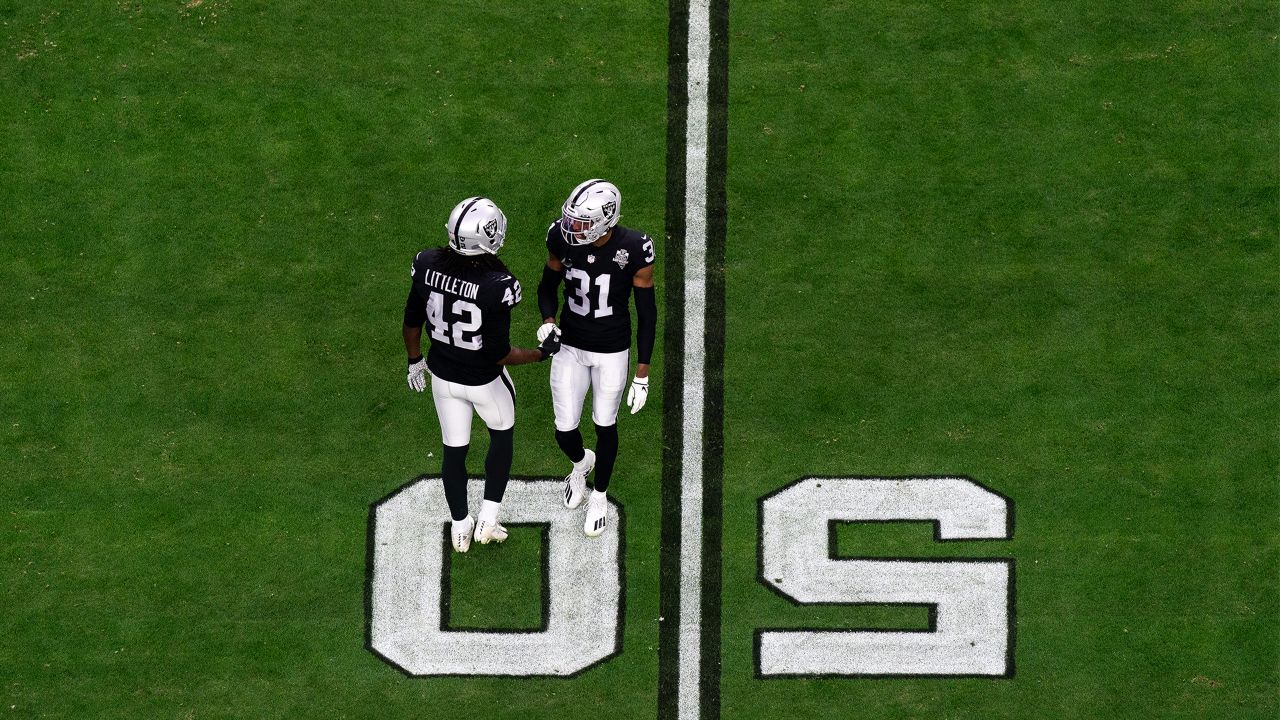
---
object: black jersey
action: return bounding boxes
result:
[403,247,523,385]
[545,223,656,354]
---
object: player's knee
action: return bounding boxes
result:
[591,410,619,427]
[441,443,469,466]
[487,426,514,452]
[488,419,515,433]
[441,428,472,447]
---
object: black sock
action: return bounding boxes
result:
[484,427,514,503]
[555,427,586,463]
[441,444,470,522]
[593,422,618,492]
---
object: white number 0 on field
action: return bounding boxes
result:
[368,479,623,676]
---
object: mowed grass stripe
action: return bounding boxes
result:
[3,2,667,718]
[722,1,1276,719]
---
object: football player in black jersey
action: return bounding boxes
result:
[404,197,562,553]
[536,179,657,537]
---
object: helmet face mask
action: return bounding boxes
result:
[445,197,507,256]
[558,212,596,246]
[559,179,621,246]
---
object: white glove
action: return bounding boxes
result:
[537,322,559,343]
[407,357,429,392]
[626,376,649,414]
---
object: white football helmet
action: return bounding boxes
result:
[559,179,621,246]
[446,197,507,256]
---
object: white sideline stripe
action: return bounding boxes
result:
[679,0,711,717]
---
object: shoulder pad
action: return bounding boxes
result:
[632,231,656,266]
[490,273,523,308]
[545,223,568,257]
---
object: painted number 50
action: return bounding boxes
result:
[368,476,1013,678]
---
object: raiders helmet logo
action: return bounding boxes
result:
[482,219,498,239]
[602,201,617,218]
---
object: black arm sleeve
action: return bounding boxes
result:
[404,253,427,327]
[404,287,426,327]
[484,305,513,364]
[634,285,657,365]
[537,264,563,320]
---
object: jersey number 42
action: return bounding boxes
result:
[426,292,483,350]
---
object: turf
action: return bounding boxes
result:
[2,1,665,717]
[2,0,1276,719]
[446,524,547,632]
[722,1,1278,718]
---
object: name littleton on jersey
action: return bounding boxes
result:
[419,267,480,300]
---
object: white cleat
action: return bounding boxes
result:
[584,491,608,537]
[563,448,596,510]
[474,518,509,545]
[451,516,475,553]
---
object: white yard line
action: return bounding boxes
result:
[679,0,711,717]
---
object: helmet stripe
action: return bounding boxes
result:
[569,179,604,206]
[452,197,482,247]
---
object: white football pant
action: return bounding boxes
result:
[550,344,629,431]
[431,370,516,447]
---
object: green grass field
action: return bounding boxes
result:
[3,1,1276,718]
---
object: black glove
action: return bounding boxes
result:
[538,328,562,360]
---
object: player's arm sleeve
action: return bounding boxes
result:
[634,285,656,365]
[403,255,426,327]
[538,264,562,320]
[404,290,426,327]
[486,304,514,363]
